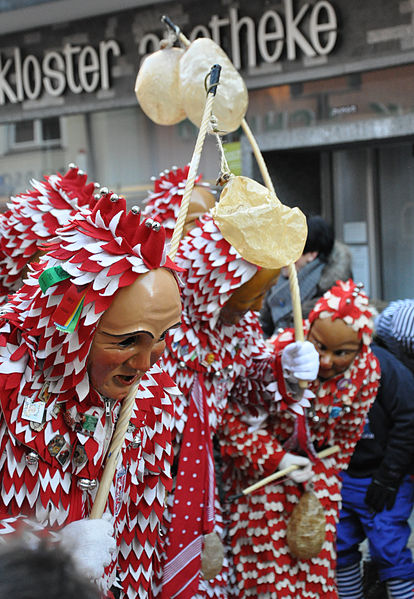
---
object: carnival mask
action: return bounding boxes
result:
[88,269,181,401]
[219,268,280,326]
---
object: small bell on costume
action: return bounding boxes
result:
[286,489,326,559]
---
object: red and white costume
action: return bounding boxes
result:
[220,280,381,598]
[143,165,209,239]
[156,213,282,599]
[0,165,96,303]
[0,191,183,598]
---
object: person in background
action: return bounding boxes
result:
[336,341,414,599]
[220,280,381,598]
[260,215,352,337]
[335,298,414,599]
[374,299,414,373]
[0,536,100,599]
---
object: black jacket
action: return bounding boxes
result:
[347,344,414,479]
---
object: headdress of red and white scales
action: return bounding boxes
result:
[0,164,98,303]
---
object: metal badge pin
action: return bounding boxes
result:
[77,478,97,491]
[131,434,141,449]
[25,451,39,465]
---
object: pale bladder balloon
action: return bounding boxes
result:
[179,38,248,134]
[135,46,186,126]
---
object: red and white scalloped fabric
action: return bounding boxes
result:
[0,192,183,598]
[155,214,281,598]
[220,280,381,598]
[143,165,207,238]
[0,356,181,599]
[0,166,97,303]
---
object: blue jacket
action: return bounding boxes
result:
[347,344,414,479]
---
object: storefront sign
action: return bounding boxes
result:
[140,1,338,69]
[0,40,121,105]
[0,0,412,120]
[0,0,337,106]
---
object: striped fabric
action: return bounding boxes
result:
[386,578,414,599]
[375,299,414,370]
[392,300,414,354]
[336,563,364,598]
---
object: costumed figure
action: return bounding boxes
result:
[143,164,216,239]
[220,279,381,598]
[0,188,184,599]
[155,174,319,599]
[0,164,96,303]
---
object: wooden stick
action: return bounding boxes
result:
[241,119,306,356]
[90,383,140,519]
[168,64,221,260]
[239,445,339,497]
[90,65,221,520]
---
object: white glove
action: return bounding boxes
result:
[279,452,314,483]
[58,514,117,581]
[281,341,319,382]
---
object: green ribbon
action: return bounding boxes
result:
[38,266,71,293]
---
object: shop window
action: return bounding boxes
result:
[9,117,61,150]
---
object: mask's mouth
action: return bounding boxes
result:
[115,373,140,386]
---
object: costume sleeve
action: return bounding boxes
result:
[0,516,52,540]
[373,345,414,480]
[219,400,285,479]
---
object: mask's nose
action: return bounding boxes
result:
[320,351,333,368]
[125,349,152,374]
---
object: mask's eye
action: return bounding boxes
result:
[158,330,170,342]
[159,324,181,342]
[118,336,136,348]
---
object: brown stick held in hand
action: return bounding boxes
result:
[241,445,340,497]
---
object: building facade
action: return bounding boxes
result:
[0,0,413,300]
